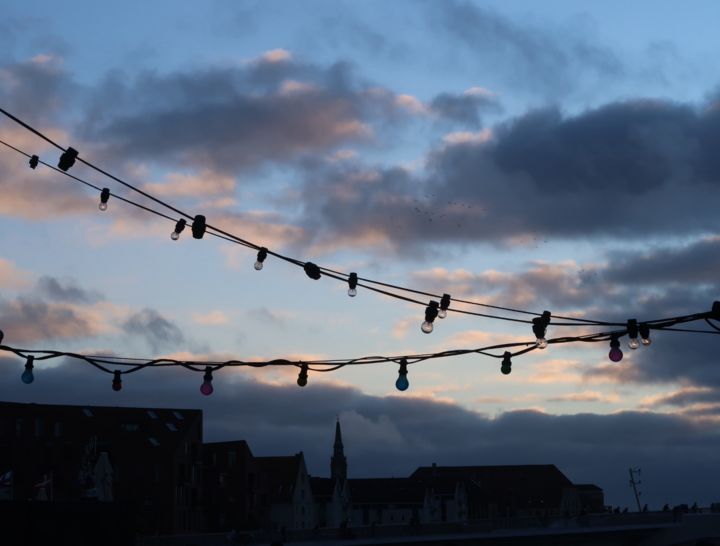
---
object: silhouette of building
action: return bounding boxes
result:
[0,401,203,535]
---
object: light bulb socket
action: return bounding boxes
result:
[0,329,4,344]
[297,364,309,387]
[24,355,34,372]
[532,311,551,339]
[424,300,439,323]
[348,272,358,290]
[501,351,512,375]
[440,293,451,312]
[712,301,720,320]
[112,370,122,392]
[100,188,110,205]
[638,323,651,344]
[627,319,639,340]
[29,155,39,169]
[203,366,213,383]
[58,147,78,171]
[304,262,321,280]
[256,247,268,264]
[192,215,207,239]
[610,335,621,349]
[174,218,186,236]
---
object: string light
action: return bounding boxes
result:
[98,188,110,211]
[532,311,552,349]
[421,300,439,334]
[395,358,409,391]
[171,219,186,241]
[192,215,207,239]
[639,323,651,346]
[627,319,640,349]
[500,352,512,375]
[21,355,35,384]
[112,370,122,391]
[439,293,451,319]
[254,247,268,270]
[297,364,309,387]
[57,147,78,171]
[608,335,623,362]
[348,272,358,297]
[200,366,214,395]
[304,262,322,280]
[29,155,39,169]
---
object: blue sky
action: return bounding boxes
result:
[1,0,720,508]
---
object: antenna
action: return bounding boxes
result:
[629,467,642,512]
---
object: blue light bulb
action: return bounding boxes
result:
[395,374,409,391]
[21,368,34,384]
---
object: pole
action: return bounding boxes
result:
[628,468,642,512]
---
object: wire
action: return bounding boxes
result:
[0,108,717,333]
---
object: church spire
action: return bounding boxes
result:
[331,418,347,481]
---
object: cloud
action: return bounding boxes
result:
[430,0,623,98]
[2,361,720,508]
[0,259,32,290]
[429,90,501,127]
[191,310,230,326]
[121,308,185,352]
[546,391,620,404]
[78,56,419,174]
[36,276,103,304]
[294,97,720,252]
[0,297,97,343]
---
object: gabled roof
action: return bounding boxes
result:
[254,454,302,503]
[410,465,574,508]
[348,478,425,504]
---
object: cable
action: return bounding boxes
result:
[0,108,716,333]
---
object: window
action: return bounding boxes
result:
[34,417,43,438]
[15,418,22,437]
[148,437,160,447]
[173,411,184,420]
[146,410,158,419]
[166,423,178,432]
[121,424,139,432]
[82,408,93,417]
[228,451,237,467]
[53,422,63,437]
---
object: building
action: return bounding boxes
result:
[0,401,203,535]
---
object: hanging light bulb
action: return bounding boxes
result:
[439,293,451,319]
[395,359,409,391]
[191,215,207,239]
[532,311,551,349]
[29,155,39,169]
[58,147,78,171]
[112,370,122,392]
[638,323,651,346]
[171,219,186,241]
[627,319,639,349]
[0,329,4,344]
[297,363,309,387]
[98,188,110,211]
[21,355,35,384]
[348,272,358,297]
[500,352,512,375]
[608,335,623,362]
[200,366,214,395]
[254,247,268,270]
[421,301,439,334]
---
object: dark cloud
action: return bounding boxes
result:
[1,360,719,508]
[429,91,502,128]
[430,0,624,97]
[79,58,416,173]
[0,297,94,343]
[121,308,185,352]
[0,56,75,124]
[298,97,720,251]
[36,276,103,304]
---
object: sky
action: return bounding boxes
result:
[1,0,719,510]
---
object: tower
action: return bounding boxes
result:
[330,419,347,482]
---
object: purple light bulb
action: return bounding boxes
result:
[200,367,214,395]
[608,336,623,362]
